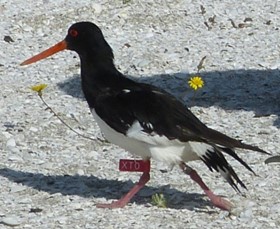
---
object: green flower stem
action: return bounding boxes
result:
[38,94,107,144]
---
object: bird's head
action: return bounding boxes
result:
[21,22,114,66]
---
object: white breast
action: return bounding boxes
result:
[91,109,209,165]
[91,109,151,159]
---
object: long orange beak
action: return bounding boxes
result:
[20,40,67,66]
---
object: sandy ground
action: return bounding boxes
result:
[0,0,280,228]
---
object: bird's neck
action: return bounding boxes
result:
[79,55,123,109]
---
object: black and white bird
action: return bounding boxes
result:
[21,22,269,211]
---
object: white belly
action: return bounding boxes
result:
[91,109,207,165]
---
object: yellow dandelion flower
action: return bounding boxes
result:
[31,84,47,96]
[188,76,204,91]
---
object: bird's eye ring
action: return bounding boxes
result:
[69,29,78,37]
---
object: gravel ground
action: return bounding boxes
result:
[1,0,280,228]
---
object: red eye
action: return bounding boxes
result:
[69,29,78,37]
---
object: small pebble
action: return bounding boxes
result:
[29,127,39,132]
[8,155,23,162]
[1,216,22,227]
[10,185,27,193]
[91,3,102,14]
[6,138,16,148]
[76,169,85,176]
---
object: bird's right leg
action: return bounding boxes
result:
[179,162,233,211]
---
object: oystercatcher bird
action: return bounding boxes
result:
[21,22,269,211]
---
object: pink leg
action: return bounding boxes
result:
[96,172,150,208]
[180,162,233,211]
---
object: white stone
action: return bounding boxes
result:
[6,138,16,148]
[10,185,27,193]
[76,169,85,176]
[91,3,102,14]
[29,127,39,132]
[8,155,23,162]
[1,216,22,227]
[2,131,13,139]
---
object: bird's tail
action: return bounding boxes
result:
[197,127,270,192]
[206,128,270,155]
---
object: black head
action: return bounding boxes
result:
[65,22,114,62]
[21,21,114,66]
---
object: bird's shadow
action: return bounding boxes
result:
[57,68,280,127]
[0,167,215,212]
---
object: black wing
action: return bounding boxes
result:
[95,85,209,142]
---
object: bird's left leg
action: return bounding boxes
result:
[179,162,233,211]
[96,171,150,208]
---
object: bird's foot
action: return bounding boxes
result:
[96,200,127,209]
[205,190,233,211]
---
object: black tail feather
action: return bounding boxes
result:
[206,128,270,155]
[220,165,247,193]
[236,141,270,155]
[200,147,247,193]
[219,146,256,176]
